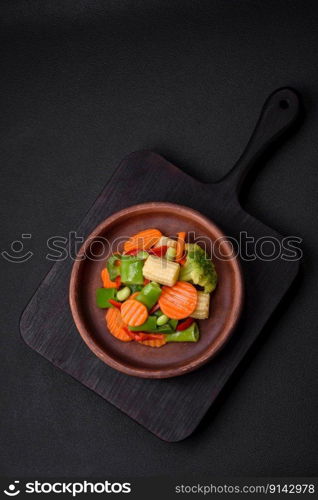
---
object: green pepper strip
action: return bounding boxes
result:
[120,256,144,285]
[157,323,175,333]
[129,316,158,332]
[129,316,175,333]
[96,288,117,308]
[129,284,144,293]
[169,319,178,330]
[136,282,162,309]
[106,254,121,281]
[165,322,199,342]
[153,309,163,317]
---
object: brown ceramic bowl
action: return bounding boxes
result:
[69,202,243,378]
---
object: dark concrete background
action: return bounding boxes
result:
[1,0,317,476]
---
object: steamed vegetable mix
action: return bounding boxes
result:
[96,227,218,347]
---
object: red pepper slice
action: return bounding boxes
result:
[124,248,139,256]
[149,303,160,314]
[123,327,137,340]
[122,328,164,342]
[134,332,165,341]
[149,245,168,257]
[143,278,150,285]
[115,275,121,287]
[176,257,187,266]
[108,299,122,310]
[176,317,194,331]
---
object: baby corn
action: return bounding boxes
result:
[143,255,180,287]
[190,291,210,319]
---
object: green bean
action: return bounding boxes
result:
[116,286,131,302]
[166,247,177,261]
[165,322,199,342]
[156,314,169,326]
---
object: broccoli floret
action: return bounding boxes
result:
[179,243,217,293]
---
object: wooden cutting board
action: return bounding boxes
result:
[20,88,302,441]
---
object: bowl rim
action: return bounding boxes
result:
[69,202,244,378]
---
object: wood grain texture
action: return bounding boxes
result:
[20,88,302,441]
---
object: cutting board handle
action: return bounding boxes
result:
[221,87,301,194]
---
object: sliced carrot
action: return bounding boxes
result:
[124,229,162,253]
[101,268,120,288]
[158,281,198,320]
[105,308,132,342]
[138,337,167,347]
[175,231,186,261]
[130,292,139,300]
[121,299,148,326]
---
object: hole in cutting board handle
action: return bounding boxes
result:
[279,99,290,110]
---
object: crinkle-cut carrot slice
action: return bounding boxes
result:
[120,299,148,326]
[158,281,197,320]
[138,337,166,347]
[105,308,132,342]
[124,229,162,253]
